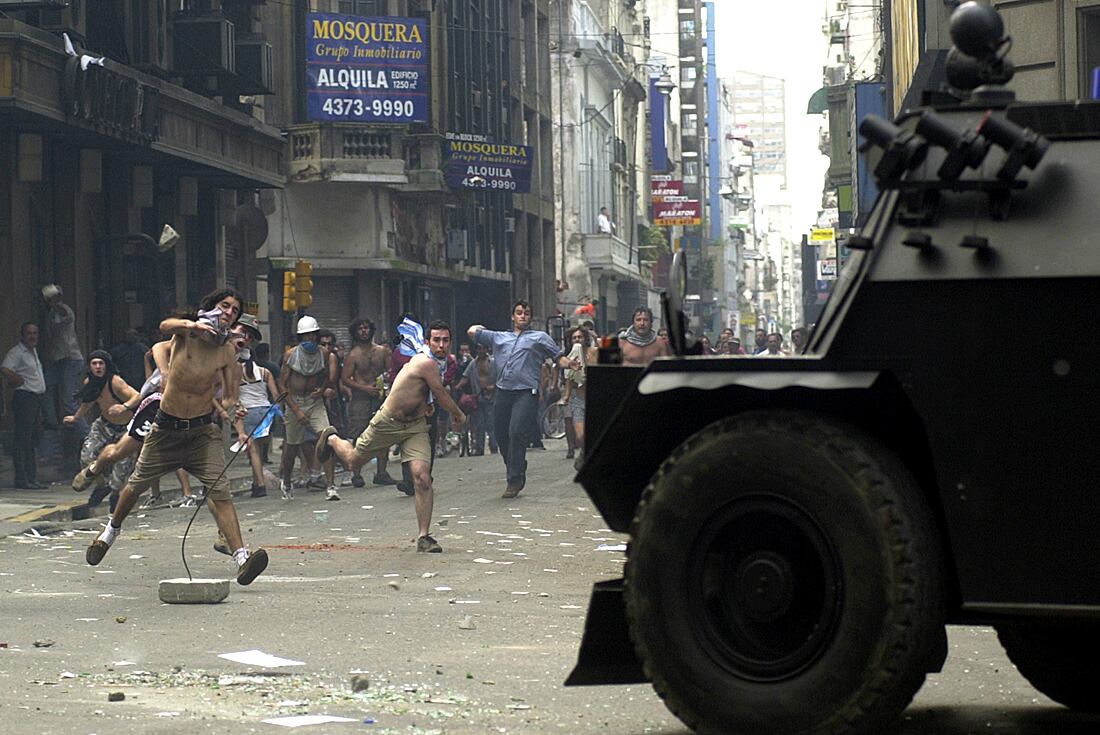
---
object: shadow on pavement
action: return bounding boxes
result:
[888,705,1100,733]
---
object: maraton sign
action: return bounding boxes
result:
[443,133,533,193]
[305,13,429,123]
[654,198,701,226]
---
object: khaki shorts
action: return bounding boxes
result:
[128,423,231,500]
[285,395,329,445]
[354,406,432,464]
[347,394,383,438]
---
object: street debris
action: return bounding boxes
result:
[218,650,304,668]
[107,691,125,702]
[33,639,55,648]
[261,714,357,727]
[350,674,370,693]
[458,616,476,630]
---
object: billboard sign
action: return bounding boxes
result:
[654,199,702,226]
[306,13,429,124]
[443,133,533,192]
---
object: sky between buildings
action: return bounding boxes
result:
[712,0,833,233]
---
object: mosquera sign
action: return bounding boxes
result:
[306,13,429,123]
[443,133,533,193]
[652,174,700,226]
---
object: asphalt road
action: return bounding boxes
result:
[2,443,1097,734]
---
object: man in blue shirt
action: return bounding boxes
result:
[468,301,580,498]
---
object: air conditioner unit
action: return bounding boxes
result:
[232,36,273,95]
[37,2,85,41]
[172,14,235,76]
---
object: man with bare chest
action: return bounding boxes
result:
[620,307,670,366]
[340,317,395,487]
[63,350,139,507]
[84,288,268,586]
[280,316,339,500]
[318,321,465,553]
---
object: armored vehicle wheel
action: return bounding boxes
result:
[624,411,946,734]
[996,625,1100,712]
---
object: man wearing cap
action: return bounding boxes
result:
[1,322,48,488]
[280,316,339,500]
[41,284,86,464]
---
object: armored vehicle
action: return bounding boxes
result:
[566,4,1100,733]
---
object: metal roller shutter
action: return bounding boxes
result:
[305,276,356,350]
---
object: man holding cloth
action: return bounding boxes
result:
[467,302,580,498]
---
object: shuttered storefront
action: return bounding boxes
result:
[305,276,356,349]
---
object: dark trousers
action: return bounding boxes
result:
[470,397,498,454]
[494,389,538,486]
[11,390,43,485]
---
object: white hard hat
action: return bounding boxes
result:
[296,315,320,334]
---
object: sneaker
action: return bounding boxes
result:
[315,426,338,463]
[236,548,269,586]
[306,476,326,491]
[351,474,366,488]
[573,450,584,473]
[396,481,415,497]
[72,464,101,493]
[372,471,397,486]
[139,494,161,510]
[213,535,232,556]
[293,477,308,489]
[179,496,198,508]
[416,534,443,553]
[86,540,110,565]
[502,480,525,499]
[325,485,341,501]
[250,485,268,498]
[281,481,294,500]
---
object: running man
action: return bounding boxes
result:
[84,288,268,586]
[317,320,465,553]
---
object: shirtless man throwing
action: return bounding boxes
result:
[340,317,395,488]
[317,320,465,553]
[619,307,670,366]
[84,288,268,586]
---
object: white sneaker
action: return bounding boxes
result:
[178,496,197,508]
[281,481,294,500]
[325,485,341,501]
[139,494,160,509]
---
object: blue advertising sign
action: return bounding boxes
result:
[305,13,429,124]
[443,135,533,193]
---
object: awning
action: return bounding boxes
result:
[806,86,829,114]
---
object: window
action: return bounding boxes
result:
[339,0,385,16]
[681,65,697,83]
[1079,7,1100,97]
[679,19,696,40]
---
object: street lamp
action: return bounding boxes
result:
[636,62,676,97]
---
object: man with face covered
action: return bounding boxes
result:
[63,350,139,510]
[280,316,339,500]
[619,307,670,366]
[84,288,268,587]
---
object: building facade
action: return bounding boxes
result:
[0,1,284,355]
[263,0,556,348]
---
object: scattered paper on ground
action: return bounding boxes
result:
[218,650,304,668]
[261,714,357,727]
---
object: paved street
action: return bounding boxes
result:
[2,443,1099,734]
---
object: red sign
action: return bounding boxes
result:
[651,178,683,201]
[653,199,701,226]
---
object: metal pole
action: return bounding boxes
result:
[557,0,567,291]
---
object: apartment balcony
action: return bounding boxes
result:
[288,124,407,185]
[584,233,640,280]
[573,1,631,86]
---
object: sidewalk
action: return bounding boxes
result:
[0,450,263,538]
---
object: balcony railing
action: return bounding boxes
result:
[584,232,639,279]
[288,124,407,184]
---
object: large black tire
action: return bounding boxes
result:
[624,411,946,735]
[996,625,1100,712]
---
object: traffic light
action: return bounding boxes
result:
[294,259,313,309]
[282,270,297,312]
